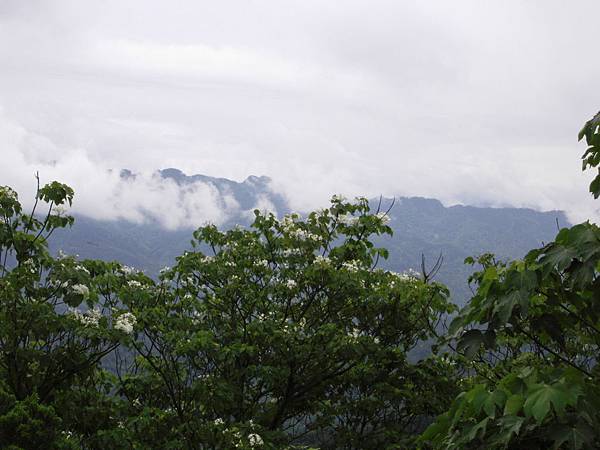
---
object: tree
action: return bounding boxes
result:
[117,197,458,449]
[421,113,600,448]
[0,178,136,448]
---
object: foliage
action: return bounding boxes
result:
[0,180,155,448]
[117,197,458,448]
[421,112,600,449]
[7,110,598,449]
[0,182,458,448]
[579,111,600,198]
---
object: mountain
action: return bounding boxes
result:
[50,171,568,306]
[158,168,289,213]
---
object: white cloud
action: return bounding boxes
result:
[0,109,259,229]
[0,0,599,227]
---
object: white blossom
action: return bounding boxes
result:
[115,312,137,334]
[191,310,205,324]
[376,211,391,225]
[76,265,90,275]
[120,265,136,275]
[285,279,297,289]
[281,213,300,230]
[71,284,90,298]
[22,258,36,274]
[341,260,361,272]
[214,418,225,426]
[349,327,362,339]
[338,213,359,226]
[0,186,18,201]
[127,280,142,288]
[314,255,330,266]
[288,229,319,241]
[248,433,264,447]
[69,307,101,327]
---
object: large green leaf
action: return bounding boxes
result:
[503,393,524,416]
[457,329,485,359]
[523,383,579,423]
[549,422,596,450]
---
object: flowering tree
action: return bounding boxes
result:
[117,197,458,448]
[0,180,459,449]
[0,179,138,448]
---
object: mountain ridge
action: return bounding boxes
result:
[50,170,569,306]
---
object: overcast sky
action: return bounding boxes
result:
[1,0,599,228]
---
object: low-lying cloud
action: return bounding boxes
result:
[0,109,270,229]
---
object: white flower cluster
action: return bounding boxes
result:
[22,258,36,274]
[314,255,331,266]
[159,266,171,274]
[69,307,101,327]
[248,433,264,447]
[376,212,391,225]
[0,186,18,201]
[115,312,136,334]
[314,208,329,218]
[281,214,300,230]
[71,284,90,298]
[282,248,301,257]
[76,264,90,275]
[338,213,359,226]
[180,276,195,288]
[127,280,142,288]
[341,260,361,272]
[120,265,138,275]
[331,194,346,202]
[191,310,206,325]
[397,268,420,281]
[348,327,362,339]
[288,228,320,241]
[201,255,214,263]
[285,279,297,289]
[255,259,269,268]
[49,280,69,289]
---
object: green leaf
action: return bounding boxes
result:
[457,329,484,359]
[504,394,524,416]
[549,422,595,450]
[483,389,506,418]
[464,417,489,442]
[489,416,525,447]
[523,383,578,423]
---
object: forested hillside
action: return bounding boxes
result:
[51,192,566,306]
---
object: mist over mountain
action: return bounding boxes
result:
[50,170,568,306]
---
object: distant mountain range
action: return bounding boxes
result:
[50,169,569,306]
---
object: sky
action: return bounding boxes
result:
[1,0,599,228]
